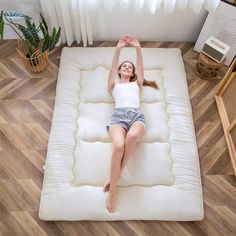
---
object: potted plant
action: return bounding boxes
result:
[0,11,61,73]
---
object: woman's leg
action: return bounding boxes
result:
[120,122,145,173]
[105,125,126,213]
[104,122,145,191]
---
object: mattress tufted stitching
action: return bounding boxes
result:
[70,65,177,186]
[160,69,176,184]
[71,69,82,185]
[70,66,175,187]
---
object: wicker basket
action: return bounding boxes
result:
[196,53,225,80]
[17,40,49,73]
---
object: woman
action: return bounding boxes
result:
[105,35,158,213]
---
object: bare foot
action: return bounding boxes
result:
[106,190,117,213]
[103,180,110,192]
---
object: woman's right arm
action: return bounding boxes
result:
[108,37,127,93]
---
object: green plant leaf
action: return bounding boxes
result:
[25,18,31,28]
[4,11,31,21]
[24,39,34,57]
[39,22,47,38]
[48,28,56,52]
[40,13,48,31]
[42,33,50,52]
[0,11,4,40]
[48,27,61,51]
[18,24,40,48]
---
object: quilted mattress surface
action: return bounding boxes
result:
[39,47,204,221]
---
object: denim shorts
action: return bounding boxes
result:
[107,107,146,131]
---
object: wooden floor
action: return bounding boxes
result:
[0,40,235,236]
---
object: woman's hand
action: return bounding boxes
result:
[117,36,127,49]
[126,35,140,48]
[117,35,141,49]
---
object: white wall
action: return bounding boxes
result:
[1,0,207,42]
[90,7,207,42]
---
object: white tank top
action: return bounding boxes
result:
[112,81,140,108]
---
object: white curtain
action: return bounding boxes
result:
[40,0,93,47]
[40,0,220,47]
[87,0,220,14]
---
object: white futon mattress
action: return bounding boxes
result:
[39,47,204,221]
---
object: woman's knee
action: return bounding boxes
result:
[126,131,138,143]
[113,141,125,154]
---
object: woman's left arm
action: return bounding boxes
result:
[135,45,144,87]
[129,36,144,87]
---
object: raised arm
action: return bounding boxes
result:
[108,37,127,93]
[128,36,144,87]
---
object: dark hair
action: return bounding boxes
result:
[118,61,159,89]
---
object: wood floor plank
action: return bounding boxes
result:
[28,211,65,236]
[0,202,29,236]
[55,221,94,236]
[109,221,138,236]
[11,211,48,236]
[90,222,121,236]
[203,176,236,213]
[207,150,233,175]
[200,136,228,174]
